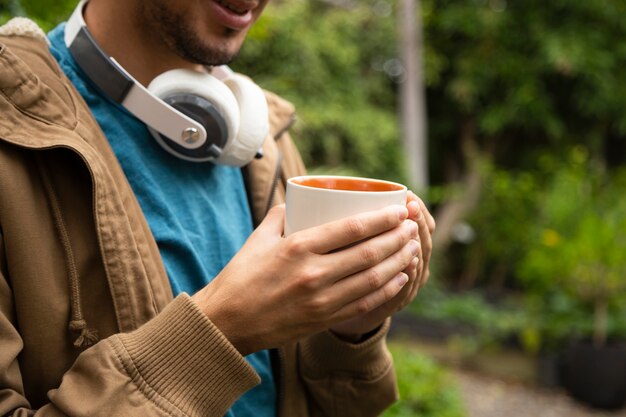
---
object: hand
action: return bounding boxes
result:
[330,191,436,339]
[404,191,435,296]
[191,204,419,355]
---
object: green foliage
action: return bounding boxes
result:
[521,292,595,353]
[0,0,73,30]
[424,0,626,172]
[19,0,73,30]
[410,283,531,353]
[438,147,626,352]
[235,0,407,183]
[517,147,626,346]
[0,0,18,23]
[383,342,466,417]
[458,161,540,288]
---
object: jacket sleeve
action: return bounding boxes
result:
[0,251,260,417]
[299,320,399,417]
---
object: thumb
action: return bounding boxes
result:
[258,204,286,237]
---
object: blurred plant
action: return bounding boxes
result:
[421,0,626,265]
[236,0,408,184]
[518,147,626,348]
[455,161,540,291]
[0,0,15,22]
[0,0,73,30]
[424,0,626,173]
[520,292,596,354]
[409,282,530,354]
[405,148,626,358]
[382,342,466,417]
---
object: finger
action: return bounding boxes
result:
[407,200,420,222]
[258,204,286,237]
[364,281,413,320]
[327,238,419,308]
[420,265,430,286]
[403,255,420,302]
[397,255,419,312]
[300,204,409,254]
[372,260,421,317]
[418,197,436,235]
[332,272,410,323]
[406,190,417,204]
[322,219,418,280]
[415,206,432,269]
[413,198,434,288]
[409,256,422,301]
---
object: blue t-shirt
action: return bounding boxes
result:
[49,24,276,417]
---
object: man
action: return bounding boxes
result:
[0,0,435,415]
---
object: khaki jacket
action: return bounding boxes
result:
[0,18,397,417]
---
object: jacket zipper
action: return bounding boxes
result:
[261,111,296,218]
[277,347,287,417]
[264,150,283,217]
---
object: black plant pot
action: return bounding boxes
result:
[560,342,626,410]
[537,353,561,388]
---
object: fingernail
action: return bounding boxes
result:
[409,239,420,256]
[405,221,418,236]
[408,201,420,212]
[397,273,409,286]
[396,205,408,220]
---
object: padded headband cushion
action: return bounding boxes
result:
[147,69,240,145]
[219,74,269,166]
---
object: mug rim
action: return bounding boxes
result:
[287,175,407,194]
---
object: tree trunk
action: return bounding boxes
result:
[432,119,487,252]
[458,244,485,291]
[399,0,428,192]
[8,0,24,15]
[593,298,608,348]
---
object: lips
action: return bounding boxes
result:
[210,0,256,30]
[216,0,251,15]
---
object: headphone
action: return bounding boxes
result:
[64,0,269,166]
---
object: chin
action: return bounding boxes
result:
[169,29,244,66]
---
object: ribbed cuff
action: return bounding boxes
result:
[299,318,393,379]
[114,294,260,417]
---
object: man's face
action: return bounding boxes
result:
[137,0,270,66]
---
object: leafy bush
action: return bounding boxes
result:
[428,146,626,354]
[383,342,466,417]
[424,0,626,174]
[409,282,532,354]
[236,0,407,184]
[518,147,626,348]
[450,161,541,290]
[0,0,73,30]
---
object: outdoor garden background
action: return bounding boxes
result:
[3,0,626,415]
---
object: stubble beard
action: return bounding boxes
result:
[139,1,240,67]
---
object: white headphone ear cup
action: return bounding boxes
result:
[147,69,240,147]
[218,74,269,166]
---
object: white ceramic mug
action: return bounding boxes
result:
[284,175,408,236]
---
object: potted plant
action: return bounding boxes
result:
[555,208,626,409]
[518,148,626,409]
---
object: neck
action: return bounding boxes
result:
[82,0,203,86]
